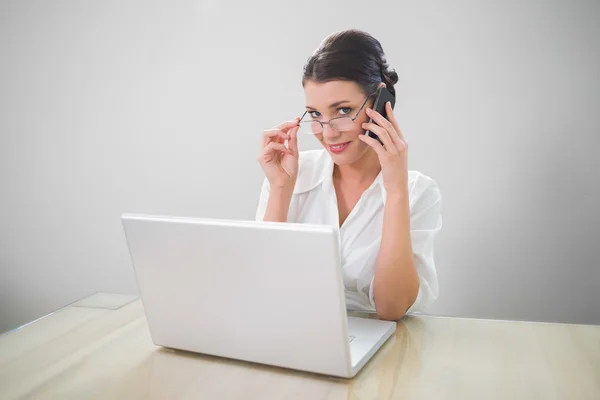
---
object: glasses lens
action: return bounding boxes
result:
[330,116,354,131]
[299,120,323,135]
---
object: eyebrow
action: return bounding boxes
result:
[305,100,352,111]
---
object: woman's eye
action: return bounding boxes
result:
[308,108,350,119]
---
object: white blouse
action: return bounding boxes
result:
[255,149,442,314]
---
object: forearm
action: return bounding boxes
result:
[373,190,419,320]
[263,185,294,223]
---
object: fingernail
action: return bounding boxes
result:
[366,108,372,114]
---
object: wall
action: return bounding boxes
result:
[1,0,599,333]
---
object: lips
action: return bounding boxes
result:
[329,141,351,153]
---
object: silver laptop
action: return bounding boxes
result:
[121,214,396,378]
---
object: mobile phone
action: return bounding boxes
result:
[364,86,396,145]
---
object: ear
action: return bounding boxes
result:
[378,82,386,89]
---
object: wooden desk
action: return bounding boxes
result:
[1,293,598,399]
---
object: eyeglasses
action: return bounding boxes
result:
[297,93,374,135]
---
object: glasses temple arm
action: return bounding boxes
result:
[352,93,375,121]
[298,111,309,125]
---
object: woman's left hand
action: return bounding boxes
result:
[359,101,409,196]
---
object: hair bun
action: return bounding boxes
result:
[382,68,399,86]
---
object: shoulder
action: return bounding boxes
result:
[407,170,442,208]
[408,170,440,193]
[294,149,330,194]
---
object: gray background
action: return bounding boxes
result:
[1,0,599,334]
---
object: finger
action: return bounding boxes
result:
[262,129,290,147]
[366,107,398,142]
[362,122,395,153]
[288,122,300,157]
[274,119,301,133]
[385,101,405,144]
[263,141,291,157]
[263,118,302,147]
[358,134,387,158]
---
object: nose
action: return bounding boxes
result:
[321,123,341,141]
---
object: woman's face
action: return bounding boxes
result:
[303,80,374,166]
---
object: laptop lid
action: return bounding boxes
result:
[121,214,352,377]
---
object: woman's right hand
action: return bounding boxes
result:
[258,117,301,189]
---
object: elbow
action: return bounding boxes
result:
[374,287,419,321]
[376,306,407,321]
[374,298,413,321]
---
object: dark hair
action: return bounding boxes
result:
[302,29,399,98]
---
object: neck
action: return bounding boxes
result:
[333,148,381,186]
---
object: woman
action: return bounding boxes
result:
[256,29,442,321]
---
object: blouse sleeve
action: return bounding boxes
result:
[405,174,442,313]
